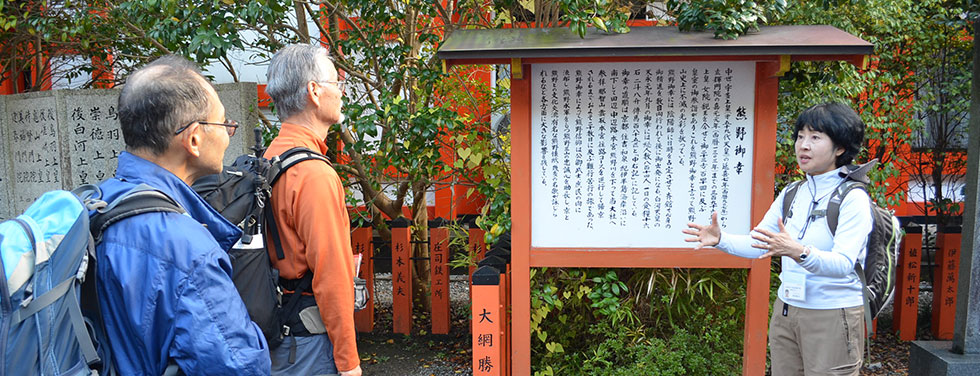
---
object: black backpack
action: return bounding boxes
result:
[191,128,329,349]
[780,160,902,336]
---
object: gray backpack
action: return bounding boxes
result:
[780,160,903,336]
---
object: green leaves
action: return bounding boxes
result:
[666,0,788,40]
[113,0,283,63]
[544,342,565,353]
[774,0,972,221]
[530,268,744,374]
[554,0,632,38]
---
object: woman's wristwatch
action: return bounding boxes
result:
[798,245,813,262]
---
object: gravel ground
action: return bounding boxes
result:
[370,273,471,310]
[862,300,912,375]
[358,273,473,376]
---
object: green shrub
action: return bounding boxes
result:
[531,268,745,375]
[578,308,743,375]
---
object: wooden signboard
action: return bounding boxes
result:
[438,25,872,376]
[933,229,962,340]
[352,226,375,332]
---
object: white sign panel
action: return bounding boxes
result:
[531,61,756,248]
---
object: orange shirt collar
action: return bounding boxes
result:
[277,122,330,155]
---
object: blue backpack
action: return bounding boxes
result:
[0,185,183,376]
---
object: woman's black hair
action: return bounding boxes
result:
[793,102,865,167]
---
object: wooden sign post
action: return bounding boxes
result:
[932,227,962,340]
[391,217,413,335]
[438,25,872,375]
[352,226,375,332]
[894,225,923,340]
[473,266,505,376]
[469,221,488,278]
[429,218,451,334]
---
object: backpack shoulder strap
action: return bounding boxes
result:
[90,184,186,243]
[781,181,804,224]
[265,147,331,260]
[269,147,332,187]
[825,180,867,236]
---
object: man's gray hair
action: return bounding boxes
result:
[118,55,213,155]
[266,44,333,120]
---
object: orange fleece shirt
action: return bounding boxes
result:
[264,123,359,371]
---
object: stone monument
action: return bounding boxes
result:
[0,82,259,219]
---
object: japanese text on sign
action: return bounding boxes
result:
[531,62,756,248]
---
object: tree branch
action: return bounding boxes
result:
[220,55,239,82]
[338,126,400,217]
[122,20,172,54]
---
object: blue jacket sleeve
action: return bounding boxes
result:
[169,246,271,375]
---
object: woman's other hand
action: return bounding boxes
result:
[683,211,721,250]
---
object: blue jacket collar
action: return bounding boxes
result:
[113,151,242,250]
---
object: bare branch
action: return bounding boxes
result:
[220,55,239,82]
[255,108,275,130]
[302,2,380,89]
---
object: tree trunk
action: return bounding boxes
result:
[294,1,310,43]
[411,183,432,312]
[932,147,949,227]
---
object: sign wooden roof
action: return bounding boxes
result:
[437,25,872,64]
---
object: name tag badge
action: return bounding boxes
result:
[781,272,806,301]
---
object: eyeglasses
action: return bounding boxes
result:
[175,120,239,137]
[317,79,347,93]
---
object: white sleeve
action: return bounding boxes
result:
[797,190,873,277]
[716,187,787,259]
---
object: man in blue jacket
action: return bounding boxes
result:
[95,55,271,375]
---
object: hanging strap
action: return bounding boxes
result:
[10,278,101,365]
[855,262,874,362]
[265,206,287,261]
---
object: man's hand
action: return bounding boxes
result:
[683,211,722,249]
[753,218,806,262]
[339,365,362,376]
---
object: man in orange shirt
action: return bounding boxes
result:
[263,44,361,376]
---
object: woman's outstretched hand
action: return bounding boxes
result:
[683,211,721,249]
[753,218,805,262]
